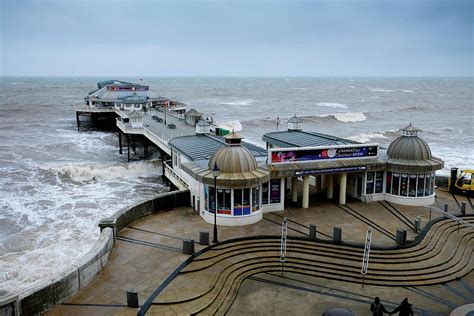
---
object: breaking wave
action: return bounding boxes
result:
[48,161,163,182]
[347,132,388,143]
[217,120,243,132]
[315,102,348,109]
[332,112,367,123]
[219,99,254,106]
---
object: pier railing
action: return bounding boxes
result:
[116,118,172,156]
[164,160,189,190]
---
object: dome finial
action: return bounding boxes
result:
[225,131,243,145]
[401,123,420,136]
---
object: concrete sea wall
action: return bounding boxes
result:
[0,189,190,316]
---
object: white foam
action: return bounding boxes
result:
[333,112,367,123]
[217,120,242,132]
[370,88,394,92]
[347,132,388,143]
[242,138,266,149]
[47,161,162,182]
[400,89,414,93]
[219,99,254,106]
[315,102,348,109]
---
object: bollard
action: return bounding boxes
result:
[183,239,195,255]
[444,203,449,213]
[309,224,317,239]
[461,202,466,215]
[199,231,209,245]
[126,290,139,308]
[333,227,342,244]
[414,216,421,233]
[396,229,407,245]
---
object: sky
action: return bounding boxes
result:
[0,0,472,77]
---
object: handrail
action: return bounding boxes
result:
[425,206,474,229]
[163,160,189,189]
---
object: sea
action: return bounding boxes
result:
[0,77,473,296]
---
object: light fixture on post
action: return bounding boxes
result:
[212,162,221,243]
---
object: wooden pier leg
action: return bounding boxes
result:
[76,112,80,131]
[118,132,122,155]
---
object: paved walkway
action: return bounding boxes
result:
[48,190,473,315]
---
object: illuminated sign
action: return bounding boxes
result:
[270,144,378,163]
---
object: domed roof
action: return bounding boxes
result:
[387,123,432,160]
[288,115,302,123]
[208,133,257,173]
[201,132,270,188]
[386,123,444,173]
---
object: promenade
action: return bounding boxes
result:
[48,190,474,315]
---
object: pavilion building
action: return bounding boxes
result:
[167,117,444,226]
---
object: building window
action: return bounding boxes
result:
[217,189,232,215]
[270,179,281,204]
[400,174,409,196]
[425,174,432,196]
[386,172,392,194]
[417,174,425,197]
[366,172,374,194]
[233,189,251,215]
[262,182,269,204]
[208,186,215,213]
[392,173,400,195]
[409,174,417,197]
[252,187,260,212]
[375,172,383,193]
[430,173,435,195]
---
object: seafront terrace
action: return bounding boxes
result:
[48,190,474,315]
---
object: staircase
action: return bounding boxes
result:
[145,216,474,315]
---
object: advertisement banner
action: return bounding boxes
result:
[271,145,377,163]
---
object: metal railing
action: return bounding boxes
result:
[426,206,473,231]
[163,160,189,190]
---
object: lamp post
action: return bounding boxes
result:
[212,162,221,243]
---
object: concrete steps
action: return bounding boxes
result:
[147,216,474,315]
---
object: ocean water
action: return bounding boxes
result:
[0,77,473,296]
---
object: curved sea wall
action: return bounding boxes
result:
[0,189,190,315]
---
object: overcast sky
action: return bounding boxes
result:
[1,0,472,76]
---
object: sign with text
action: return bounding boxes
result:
[295,166,366,176]
[270,144,378,164]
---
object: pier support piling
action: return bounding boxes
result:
[118,132,122,155]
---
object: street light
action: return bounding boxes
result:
[212,162,221,243]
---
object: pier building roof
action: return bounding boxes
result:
[169,134,267,161]
[86,80,163,102]
[262,130,358,148]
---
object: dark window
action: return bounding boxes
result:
[366,172,374,194]
[234,189,243,216]
[262,182,269,204]
[400,174,408,196]
[375,172,383,194]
